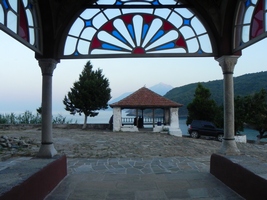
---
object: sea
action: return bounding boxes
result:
[57,110,264,142]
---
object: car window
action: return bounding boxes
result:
[203,124,215,128]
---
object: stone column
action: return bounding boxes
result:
[113,107,121,131]
[37,59,58,158]
[216,55,240,155]
[169,107,182,137]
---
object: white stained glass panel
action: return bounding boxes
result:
[186,37,199,53]
[198,34,212,53]
[80,27,96,41]
[69,18,84,37]
[242,25,250,42]
[29,27,35,44]
[133,15,143,46]
[80,9,99,20]
[104,9,121,20]
[22,0,28,7]
[159,0,178,5]
[154,8,171,19]
[92,12,108,29]
[64,36,78,55]
[0,5,4,24]
[142,18,162,47]
[113,18,135,47]
[180,26,195,39]
[191,17,206,35]
[251,0,258,4]
[122,8,153,15]
[243,7,254,24]
[8,0,17,12]
[7,11,17,33]
[98,31,132,51]
[124,2,151,5]
[145,30,178,50]
[91,49,130,54]
[168,11,183,28]
[148,47,186,54]
[174,8,193,18]
[26,10,33,26]
[77,39,90,55]
[96,0,116,5]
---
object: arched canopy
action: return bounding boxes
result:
[0,0,267,60]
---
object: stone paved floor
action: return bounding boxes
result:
[45,156,244,200]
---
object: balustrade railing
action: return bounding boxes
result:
[121,117,164,125]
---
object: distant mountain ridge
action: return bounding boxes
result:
[164,71,267,116]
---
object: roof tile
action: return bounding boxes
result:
[110,87,182,108]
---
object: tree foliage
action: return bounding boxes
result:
[186,83,222,126]
[244,89,267,138]
[63,61,111,129]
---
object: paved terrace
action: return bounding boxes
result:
[1,128,267,199]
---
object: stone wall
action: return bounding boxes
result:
[0,124,110,130]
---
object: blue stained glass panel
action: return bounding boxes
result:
[103,43,122,50]
[85,20,92,27]
[245,0,252,7]
[150,30,164,43]
[183,19,191,26]
[152,0,160,6]
[3,0,9,9]
[116,1,123,6]
[127,24,135,40]
[113,30,127,43]
[142,24,149,39]
[156,42,175,50]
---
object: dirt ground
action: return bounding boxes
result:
[1,128,267,162]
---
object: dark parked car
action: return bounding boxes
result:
[188,120,224,142]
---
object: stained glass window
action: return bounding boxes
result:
[62,0,213,59]
[234,0,267,51]
[0,0,41,53]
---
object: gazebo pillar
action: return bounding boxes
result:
[37,59,58,158]
[169,107,182,137]
[113,107,121,131]
[216,55,240,155]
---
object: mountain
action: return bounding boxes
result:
[164,71,267,117]
[149,82,173,96]
[109,82,173,104]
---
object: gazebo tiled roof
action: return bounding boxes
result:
[109,87,182,109]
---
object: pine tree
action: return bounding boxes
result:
[186,83,221,126]
[63,61,111,129]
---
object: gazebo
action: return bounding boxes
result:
[109,87,183,136]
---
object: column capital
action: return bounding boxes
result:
[215,55,240,74]
[38,59,59,76]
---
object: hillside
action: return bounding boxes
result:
[164,71,267,117]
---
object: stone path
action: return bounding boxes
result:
[45,156,244,200]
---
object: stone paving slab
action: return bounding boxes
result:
[45,157,244,200]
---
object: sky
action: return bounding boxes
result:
[0,31,267,115]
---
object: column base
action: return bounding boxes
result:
[218,139,240,155]
[168,128,182,137]
[37,143,58,158]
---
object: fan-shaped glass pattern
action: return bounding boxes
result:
[234,0,267,51]
[62,0,213,58]
[0,0,41,52]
